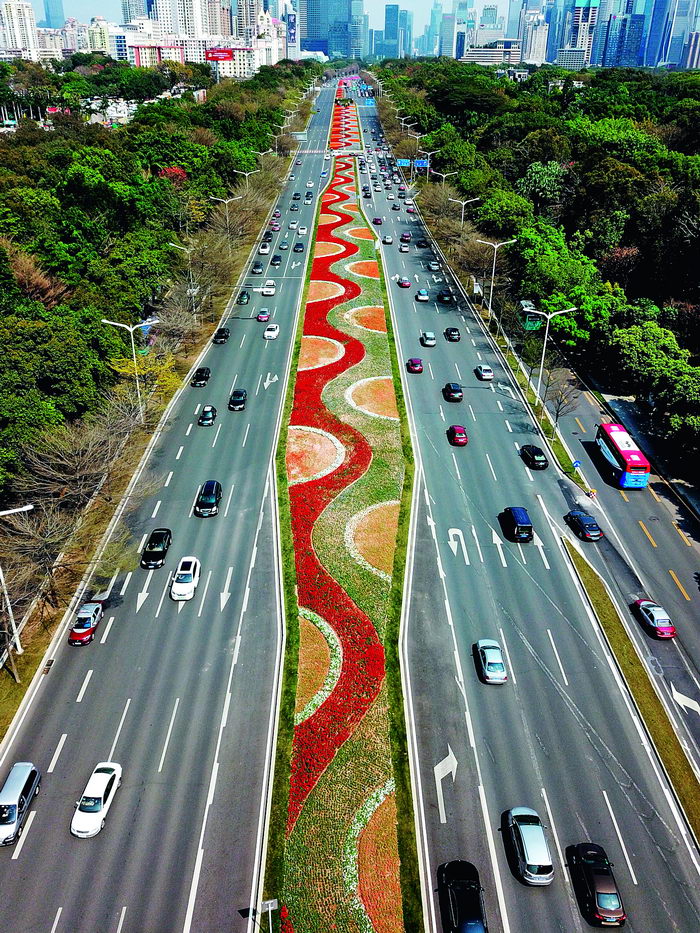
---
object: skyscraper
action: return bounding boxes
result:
[383,3,399,57]
[398,7,412,55]
[0,0,38,49]
[570,0,599,62]
[601,11,645,64]
[424,1,442,55]
[42,0,64,29]
[481,4,498,25]
[439,11,456,54]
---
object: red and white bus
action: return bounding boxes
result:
[595,422,650,488]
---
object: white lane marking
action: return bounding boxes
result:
[256,374,263,396]
[525,466,534,482]
[197,571,213,618]
[471,525,484,562]
[137,533,147,554]
[186,424,193,437]
[547,629,569,686]
[476,351,482,360]
[496,400,503,411]
[533,532,550,570]
[47,733,67,773]
[427,362,434,380]
[119,571,132,595]
[491,529,507,567]
[116,907,128,933]
[176,446,184,460]
[242,424,251,447]
[194,404,201,415]
[499,626,517,686]
[188,487,200,518]
[76,670,93,703]
[104,571,118,599]
[451,452,459,474]
[100,616,115,644]
[11,810,35,860]
[541,785,570,890]
[108,698,131,760]
[158,697,180,773]
[164,471,173,487]
[211,423,222,448]
[155,578,169,618]
[602,789,638,885]
[224,483,235,518]
[439,406,445,422]
[220,566,234,612]
[229,373,238,394]
[517,542,527,565]
[505,420,513,432]
[471,338,476,347]
[477,785,510,933]
[454,363,462,380]
[48,905,62,928]
[240,334,246,349]
[485,453,497,481]
[468,404,477,422]
[151,500,161,519]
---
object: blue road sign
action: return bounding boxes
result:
[572,460,581,468]
[414,159,429,168]
[396,158,411,167]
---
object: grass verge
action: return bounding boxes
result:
[565,539,700,838]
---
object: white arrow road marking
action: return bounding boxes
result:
[136,570,153,611]
[471,525,484,562]
[264,372,279,390]
[220,567,234,612]
[671,682,700,717]
[292,261,301,269]
[414,272,419,282]
[434,746,458,824]
[491,528,507,567]
[533,533,550,570]
[447,528,470,565]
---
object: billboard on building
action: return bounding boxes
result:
[287,13,297,45]
[205,48,234,61]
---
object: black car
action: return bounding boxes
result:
[363,192,372,198]
[416,238,429,248]
[236,291,250,305]
[520,444,549,470]
[270,255,282,267]
[293,242,304,252]
[252,261,264,274]
[569,843,626,926]
[279,241,289,250]
[262,231,273,243]
[565,509,604,541]
[437,288,453,303]
[194,480,222,517]
[292,192,301,200]
[198,405,217,426]
[445,327,461,342]
[212,327,230,343]
[437,861,488,933]
[290,203,299,211]
[190,367,210,387]
[228,388,247,411]
[391,203,401,211]
[443,382,463,402]
[140,528,172,569]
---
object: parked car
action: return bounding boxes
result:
[228,388,247,411]
[190,367,210,387]
[565,509,604,541]
[140,528,172,569]
[416,238,429,248]
[569,842,626,926]
[68,601,104,646]
[71,762,122,838]
[520,444,548,469]
[407,358,423,374]
[633,599,676,638]
[447,425,468,447]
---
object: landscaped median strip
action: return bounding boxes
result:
[564,539,700,839]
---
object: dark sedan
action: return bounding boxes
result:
[443,382,463,402]
[212,327,229,344]
[228,388,247,411]
[190,367,210,387]
[437,860,488,933]
[520,444,548,470]
[445,327,461,342]
[140,528,172,569]
[569,843,626,926]
[437,288,453,303]
[293,242,305,252]
[197,405,217,426]
[236,291,250,305]
[565,509,604,541]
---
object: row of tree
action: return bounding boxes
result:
[373,60,700,454]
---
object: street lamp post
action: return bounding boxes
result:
[266,130,282,153]
[0,504,34,656]
[476,238,517,324]
[418,147,440,180]
[232,168,260,190]
[208,195,243,259]
[251,149,272,160]
[102,317,159,423]
[432,169,457,187]
[449,196,480,229]
[530,307,577,405]
[401,120,417,134]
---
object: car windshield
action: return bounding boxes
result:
[175,571,193,583]
[596,893,621,910]
[78,795,103,813]
[199,494,216,504]
[528,863,552,875]
[0,804,17,823]
[487,661,505,671]
[75,618,92,629]
[148,539,165,551]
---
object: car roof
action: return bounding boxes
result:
[477,639,500,650]
[148,528,170,540]
[178,556,197,567]
[85,762,119,794]
[507,506,531,523]
[202,480,220,491]
[77,602,101,614]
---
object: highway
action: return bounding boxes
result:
[356,96,700,932]
[0,84,336,933]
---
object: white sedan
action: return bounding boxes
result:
[298,226,308,235]
[264,323,280,340]
[170,556,201,601]
[475,364,494,381]
[71,762,122,838]
[288,220,298,229]
[306,180,314,188]
[324,154,331,161]
[262,279,276,296]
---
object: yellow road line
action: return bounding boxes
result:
[672,522,693,547]
[638,520,657,547]
[619,490,629,502]
[648,485,661,503]
[574,417,587,433]
[669,570,691,601]
[584,391,596,406]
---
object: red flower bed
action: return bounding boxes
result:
[287,158,385,831]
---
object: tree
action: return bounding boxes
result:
[545,370,581,436]
[477,189,534,237]
[610,322,689,397]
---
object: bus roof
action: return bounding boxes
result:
[600,423,650,468]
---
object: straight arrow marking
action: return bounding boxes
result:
[491,528,507,567]
[136,569,154,611]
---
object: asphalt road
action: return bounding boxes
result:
[357,100,700,932]
[0,85,336,933]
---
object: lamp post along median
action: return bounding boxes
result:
[232,168,260,190]
[0,504,34,658]
[476,238,517,324]
[418,147,440,180]
[449,196,480,229]
[102,317,158,423]
[209,194,242,259]
[432,169,457,187]
[531,307,577,406]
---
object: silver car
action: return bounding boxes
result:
[475,639,508,684]
[505,807,554,885]
[420,331,437,347]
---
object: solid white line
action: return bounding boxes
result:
[541,785,570,889]
[186,424,193,437]
[155,579,169,618]
[468,404,476,422]
[211,423,222,448]
[197,571,213,618]
[478,785,511,933]
[240,334,246,349]
[100,616,115,644]
[499,627,517,686]
[164,471,173,487]
[454,363,462,380]
[119,572,132,596]
[188,487,200,518]
[242,424,251,448]
[176,446,184,460]
[48,905,62,929]
[108,698,131,760]
[505,420,512,432]
[116,906,128,933]
[151,500,161,519]
[547,629,569,686]
[602,789,638,884]
[224,483,235,518]
[76,670,92,703]
[485,453,497,481]
[158,697,180,773]
[137,533,147,554]
[11,809,35,860]
[229,373,238,394]
[47,733,67,773]
[471,525,484,562]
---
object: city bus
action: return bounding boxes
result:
[595,422,651,488]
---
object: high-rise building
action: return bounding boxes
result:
[481,4,498,25]
[122,0,146,23]
[373,27,383,55]
[398,7,412,55]
[522,11,549,60]
[303,0,327,51]
[383,3,399,57]
[0,0,39,51]
[601,10,645,64]
[42,0,64,29]
[681,29,700,66]
[570,0,599,62]
[439,11,456,54]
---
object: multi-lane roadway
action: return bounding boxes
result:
[0,83,336,933]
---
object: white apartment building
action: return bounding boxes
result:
[0,0,39,59]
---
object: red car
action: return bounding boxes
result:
[447,425,469,447]
[398,276,411,288]
[257,309,271,322]
[407,358,423,373]
[407,206,416,213]
[372,217,383,225]
[68,601,104,645]
[633,599,676,638]
[270,223,280,231]
[273,209,281,218]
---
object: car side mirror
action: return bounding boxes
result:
[75,801,79,808]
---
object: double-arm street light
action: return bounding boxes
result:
[418,147,440,180]
[432,169,457,187]
[530,307,577,405]
[266,130,282,153]
[209,194,243,258]
[0,503,34,656]
[232,168,260,190]
[449,196,480,229]
[251,148,272,160]
[401,120,417,135]
[101,317,158,423]
[476,238,517,325]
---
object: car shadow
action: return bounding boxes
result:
[498,811,529,885]
[564,846,595,926]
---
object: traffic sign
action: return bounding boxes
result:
[414,159,429,168]
[572,460,581,468]
[396,158,411,167]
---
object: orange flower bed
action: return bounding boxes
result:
[353,502,400,576]
[299,335,344,371]
[346,227,375,241]
[349,377,399,419]
[295,616,332,716]
[346,305,386,333]
[286,426,344,485]
[314,242,345,258]
[358,794,403,933]
[346,260,380,279]
[319,212,340,224]
[307,280,345,302]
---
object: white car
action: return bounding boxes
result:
[405,198,414,206]
[298,226,308,235]
[264,323,280,339]
[475,639,508,684]
[420,331,437,347]
[258,243,270,255]
[71,762,122,838]
[262,279,276,296]
[170,556,201,601]
[288,220,298,229]
[383,235,393,244]
[324,154,331,161]
[398,243,409,253]
[386,193,395,200]
[306,180,314,188]
[475,364,494,381]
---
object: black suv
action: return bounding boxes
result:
[565,509,604,541]
[445,327,461,342]
[191,367,210,387]
[140,528,172,568]
[437,288,453,303]
[213,327,230,343]
[437,861,488,933]
[270,255,282,267]
[194,480,222,517]
[262,231,273,242]
[293,242,304,253]
[228,388,247,411]
[292,192,301,200]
